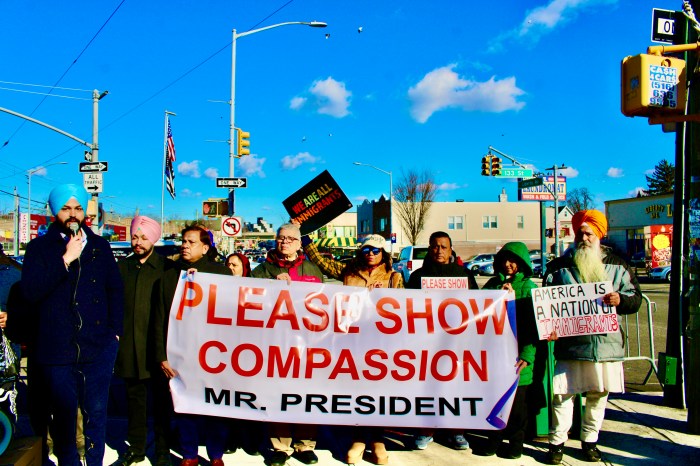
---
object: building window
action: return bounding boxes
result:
[447,216,464,230]
[517,215,524,229]
[482,215,498,229]
[361,220,370,233]
[377,218,387,231]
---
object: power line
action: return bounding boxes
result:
[0,0,128,152]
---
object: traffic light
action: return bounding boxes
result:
[237,128,250,156]
[481,155,492,176]
[491,156,502,176]
[202,200,218,217]
[218,200,229,216]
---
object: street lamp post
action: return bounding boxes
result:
[546,164,567,257]
[26,161,68,243]
[353,162,393,256]
[229,20,327,215]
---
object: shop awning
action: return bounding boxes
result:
[314,237,358,248]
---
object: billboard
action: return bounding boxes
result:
[518,176,566,201]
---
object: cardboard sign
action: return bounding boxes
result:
[167,273,519,429]
[530,281,619,340]
[283,170,352,235]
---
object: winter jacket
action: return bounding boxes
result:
[116,252,175,379]
[406,258,478,290]
[251,249,323,282]
[21,222,124,365]
[483,242,538,386]
[303,242,403,288]
[543,245,642,362]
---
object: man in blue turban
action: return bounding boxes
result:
[21,183,124,466]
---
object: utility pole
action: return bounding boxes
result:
[13,187,19,256]
[546,164,567,257]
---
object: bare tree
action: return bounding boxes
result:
[394,169,437,245]
[567,187,595,213]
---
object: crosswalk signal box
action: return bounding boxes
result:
[621,53,686,117]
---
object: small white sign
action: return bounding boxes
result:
[221,216,242,237]
[83,172,103,193]
[421,277,470,289]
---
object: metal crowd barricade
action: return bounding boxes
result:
[621,293,661,385]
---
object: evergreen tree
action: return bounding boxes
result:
[644,159,675,195]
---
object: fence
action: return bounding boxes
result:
[622,293,661,386]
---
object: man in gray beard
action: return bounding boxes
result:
[543,209,641,464]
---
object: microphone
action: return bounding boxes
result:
[69,223,80,236]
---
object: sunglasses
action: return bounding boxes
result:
[361,246,382,256]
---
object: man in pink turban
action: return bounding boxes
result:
[542,209,642,464]
[112,215,173,466]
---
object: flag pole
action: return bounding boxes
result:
[162,110,176,236]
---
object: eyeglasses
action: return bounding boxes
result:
[276,236,299,243]
[361,246,382,256]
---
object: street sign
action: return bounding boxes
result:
[495,168,533,178]
[651,8,678,44]
[221,216,242,237]
[79,161,109,172]
[519,176,566,201]
[518,177,544,189]
[216,177,247,188]
[83,173,104,193]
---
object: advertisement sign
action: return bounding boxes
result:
[167,274,519,429]
[649,225,672,268]
[283,170,353,235]
[530,281,618,340]
[518,176,566,201]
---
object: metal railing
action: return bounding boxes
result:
[622,293,660,385]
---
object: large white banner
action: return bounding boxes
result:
[166,273,519,429]
[531,281,618,340]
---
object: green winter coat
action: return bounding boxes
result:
[483,242,538,386]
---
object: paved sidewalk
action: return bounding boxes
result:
[96,391,699,466]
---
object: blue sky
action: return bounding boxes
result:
[0,0,679,226]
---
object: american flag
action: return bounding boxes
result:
[165,118,176,199]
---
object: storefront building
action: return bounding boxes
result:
[605,193,673,268]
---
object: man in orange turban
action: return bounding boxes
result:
[542,209,641,464]
[571,210,608,240]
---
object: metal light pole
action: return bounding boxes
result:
[26,161,68,243]
[546,164,567,257]
[353,162,393,256]
[229,20,327,214]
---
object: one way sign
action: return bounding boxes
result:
[216,177,247,188]
[79,161,109,172]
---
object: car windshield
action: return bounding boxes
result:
[413,248,429,260]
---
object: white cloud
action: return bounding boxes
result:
[178,160,201,178]
[437,182,462,191]
[559,166,579,178]
[31,166,48,177]
[607,167,624,178]
[204,167,219,179]
[239,154,266,178]
[490,0,617,52]
[310,77,351,117]
[408,64,525,123]
[280,152,320,171]
[644,168,655,176]
[628,187,645,197]
[353,195,368,202]
[180,188,201,198]
[290,96,307,110]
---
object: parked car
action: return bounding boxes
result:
[649,265,672,282]
[393,245,429,282]
[630,252,649,270]
[463,253,495,273]
[477,262,495,276]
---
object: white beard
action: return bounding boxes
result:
[573,243,608,283]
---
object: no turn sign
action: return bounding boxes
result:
[221,216,242,237]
